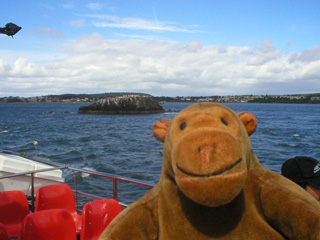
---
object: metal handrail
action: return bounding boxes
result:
[0,153,154,209]
[0,150,154,187]
[0,166,65,179]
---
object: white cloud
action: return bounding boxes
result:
[0,59,8,72]
[86,3,104,10]
[40,3,54,10]
[60,3,74,9]
[1,34,320,97]
[114,33,171,41]
[84,14,197,33]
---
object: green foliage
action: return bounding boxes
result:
[248,96,320,104]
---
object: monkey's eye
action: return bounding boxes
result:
[180,122,187,130]
[221,118,228,126]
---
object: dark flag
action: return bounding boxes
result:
[0,23,22,38]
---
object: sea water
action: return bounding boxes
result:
[0,102,319,205]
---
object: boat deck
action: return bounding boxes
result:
[0,151,154,239]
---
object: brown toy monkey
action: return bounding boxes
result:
[100,103,320,240]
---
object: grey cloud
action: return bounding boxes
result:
[247,41,282,66]
[28,28,65,38]
[291,46,320,62]
[69,19,86,28]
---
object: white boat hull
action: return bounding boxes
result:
[0,152,64,197]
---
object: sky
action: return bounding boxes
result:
[1,0,320,97]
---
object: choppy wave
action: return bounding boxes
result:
[81,167,95,178]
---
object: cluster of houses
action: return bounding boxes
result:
[174,94,319,103]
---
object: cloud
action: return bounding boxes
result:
[86,3,104,10]
[84,14,197,33]
[1,34,320,97]
[28,27,66,38]
[40,3,54,10]
[60,3,74,9]
[290,46,320,62]
[114,33,171,41]
[69,19,86,28]
[0,59,8,73]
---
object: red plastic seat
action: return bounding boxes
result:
[35,184,82,234]
[21,208,77,240]
[0,223,9,240]
[0,190,29,239]
[80,199,122,240]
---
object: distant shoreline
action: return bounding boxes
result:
[1,92,320,104]
[1,101,319,105]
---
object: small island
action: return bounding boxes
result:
[78,96,165,114]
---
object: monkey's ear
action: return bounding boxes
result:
[238,112,257,136]
[152,119,172,143]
